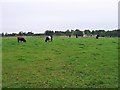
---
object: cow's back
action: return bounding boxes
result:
[17,36,24,39]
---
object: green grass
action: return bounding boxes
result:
[2,36,118,88]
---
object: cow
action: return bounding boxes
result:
[17,36,26,42]
[45,36,53,42]
[96,35,99,39]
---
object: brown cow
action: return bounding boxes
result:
[17,36,26,42]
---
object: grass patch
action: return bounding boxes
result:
[2,37,118,88]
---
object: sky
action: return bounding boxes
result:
[0,0,119,33]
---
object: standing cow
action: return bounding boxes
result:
[45,36,53,42]
[17,36,26,42]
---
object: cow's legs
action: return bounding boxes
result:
[45,39,47,42]
[17,38,19,43]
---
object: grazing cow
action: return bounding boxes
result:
[96,35,99,39]
[45,36,53,42]
[17,36,26,42]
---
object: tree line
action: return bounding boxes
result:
[1,29,120,37]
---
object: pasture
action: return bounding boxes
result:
[2,36,118,88]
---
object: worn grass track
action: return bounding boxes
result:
[2,36,118,88]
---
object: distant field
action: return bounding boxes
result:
[2,36,118,88]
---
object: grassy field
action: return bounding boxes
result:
[2,36,118,88]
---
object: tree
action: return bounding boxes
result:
[65,29,71,36]
[45,30,54,36]
[91,30,95,35]
[71,30,74,36]
[118,29,120,37]
[18,31,24,36]
[27,32,34,36]
[2,33,4,36]
[84,30,91,36]
[54,31,65,36]
[5,33,8,36]
[11,33,17,36]
[98,30,105,37]
[75,29,83,36]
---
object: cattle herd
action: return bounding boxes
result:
[17,35,99,43]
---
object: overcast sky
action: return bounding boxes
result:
[0,0,119,33]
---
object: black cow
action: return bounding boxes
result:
[45,36,53,42]
[17,36,26,42]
